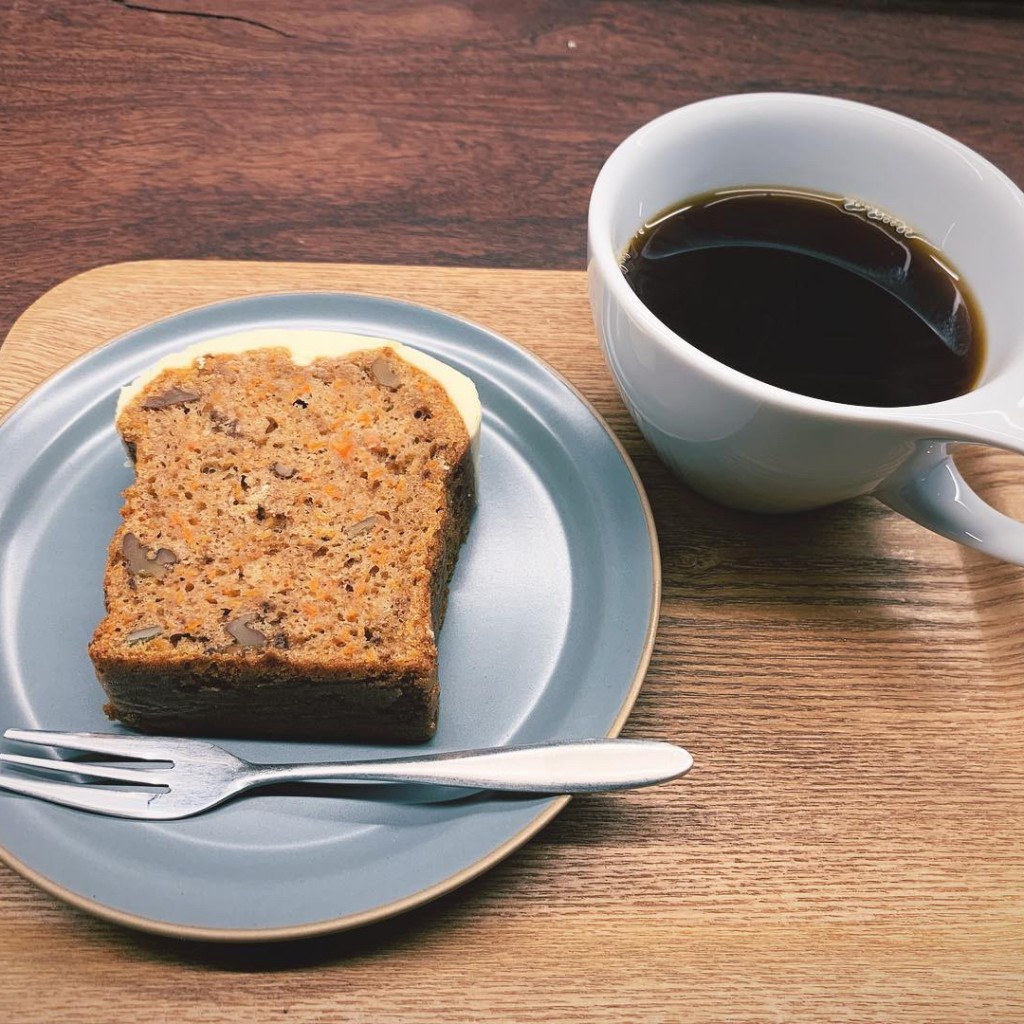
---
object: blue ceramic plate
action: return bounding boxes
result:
[0,293,659,940]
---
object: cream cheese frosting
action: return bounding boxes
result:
[117,329,482,453]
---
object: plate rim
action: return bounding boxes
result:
[0,291,660,942]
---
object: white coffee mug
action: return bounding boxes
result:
[588,92,1024,563]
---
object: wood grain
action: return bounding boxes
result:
[3,1,1024,343]
[1,260,1022,1022]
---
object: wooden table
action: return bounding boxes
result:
[2,3,1023,1021]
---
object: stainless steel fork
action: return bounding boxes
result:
[0,730,693,820]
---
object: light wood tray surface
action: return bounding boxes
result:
[1,261,1022,1022]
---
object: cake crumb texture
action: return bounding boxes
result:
[88,345,475,742]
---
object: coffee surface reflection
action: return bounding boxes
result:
[621,187,984,406]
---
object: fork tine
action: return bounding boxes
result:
[3,729,182,761]
[0,752,167,786]
[0,771,160,819]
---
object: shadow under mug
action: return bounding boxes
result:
[588,92,1024,565]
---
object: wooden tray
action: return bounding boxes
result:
[2,261,1022,1021]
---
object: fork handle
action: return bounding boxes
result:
[253,739,693,794]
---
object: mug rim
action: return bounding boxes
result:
[587,91,1021,424]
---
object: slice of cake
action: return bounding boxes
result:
[88,328,480,742]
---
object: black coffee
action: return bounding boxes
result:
[621,187,984,406]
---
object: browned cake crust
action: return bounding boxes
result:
[88,345,475,742]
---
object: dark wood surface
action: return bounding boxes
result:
[3,3,1024,1022]
[3,1,1024,341]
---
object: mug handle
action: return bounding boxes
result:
[874,441,1024,564]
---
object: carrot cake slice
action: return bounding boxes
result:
[88,328,479,742]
